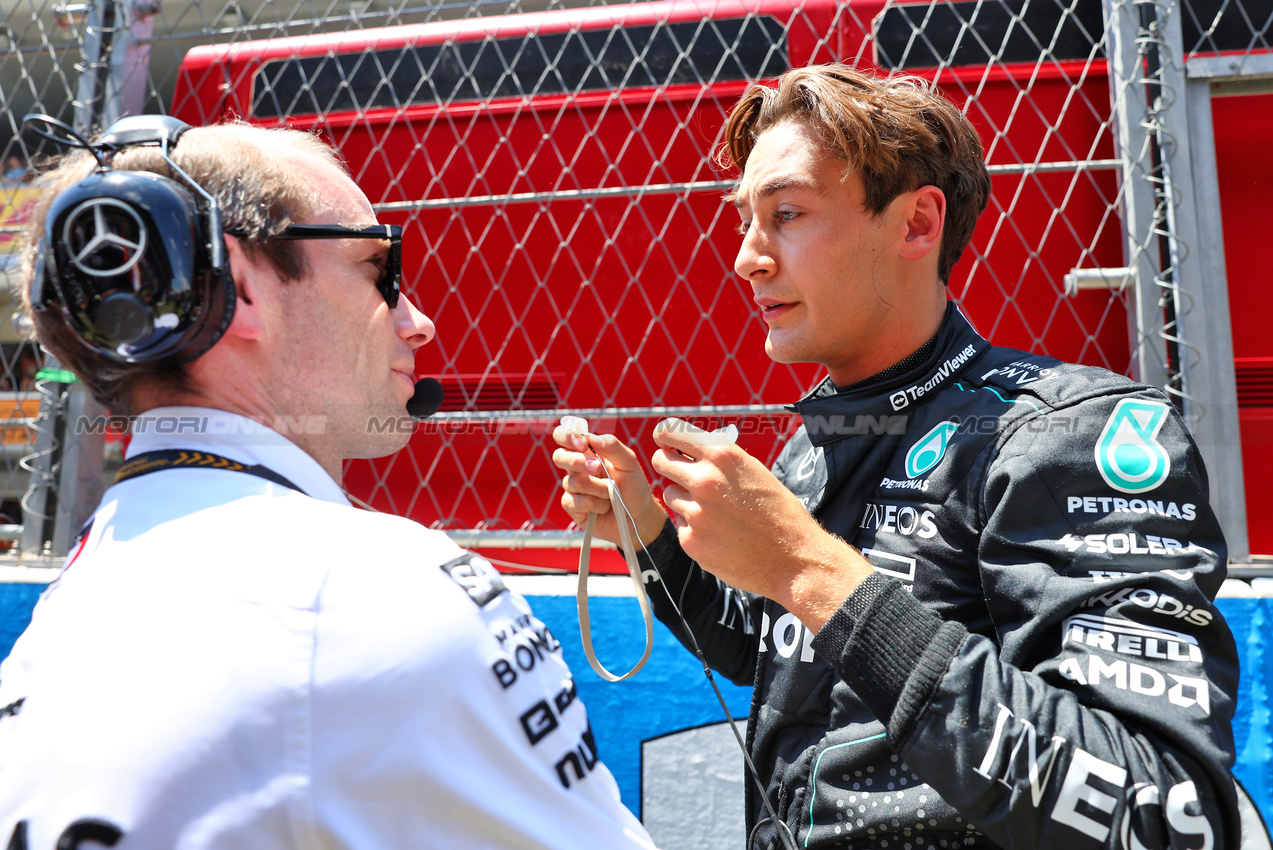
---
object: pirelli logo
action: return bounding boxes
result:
[1062,614,1201,663]
[1058,613,1210,715]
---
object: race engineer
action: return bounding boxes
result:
[0,117,657,850]
[553,65,1244,849]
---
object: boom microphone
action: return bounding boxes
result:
[407,377,445,420]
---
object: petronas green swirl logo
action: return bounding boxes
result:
[905,420,960,478]
[1096,400,1170,493]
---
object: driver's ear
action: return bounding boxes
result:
[897,185,945,263]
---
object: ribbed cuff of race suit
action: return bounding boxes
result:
[811,571,968,740]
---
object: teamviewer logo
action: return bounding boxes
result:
[890,391,908,411]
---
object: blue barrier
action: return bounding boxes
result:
[528,595,1273,830]
[526,594,753,818]
[1220,598,1273,821]
[0,580,44,661]
[1,580,1269,830]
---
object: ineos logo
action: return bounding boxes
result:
[62,198,147,277]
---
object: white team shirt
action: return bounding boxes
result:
[0,407,657,850]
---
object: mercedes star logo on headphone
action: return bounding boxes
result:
[64,197,149,278]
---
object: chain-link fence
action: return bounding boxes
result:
[2,0,1269,568]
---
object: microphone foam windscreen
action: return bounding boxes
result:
[407,377,444,420]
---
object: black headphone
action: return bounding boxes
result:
[25,114,236,364]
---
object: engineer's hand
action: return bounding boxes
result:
[552,421,668,548]
[651,422,872,631]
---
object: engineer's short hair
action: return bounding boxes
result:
[20,122,343,416]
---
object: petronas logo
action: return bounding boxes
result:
[905,421,959,478]
[1096,400,1171,493]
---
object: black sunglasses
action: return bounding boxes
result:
[272,224,402,308]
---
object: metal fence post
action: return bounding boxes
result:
[109,0,160,120]
[19,363,107,560]
[18,372,66,561]
[51,384,106,554]
[21,0,127,559]
[1103,0,1253,560]
[1103,0,1170,391]
[1152,5,1251,562]
[73,0,120,133]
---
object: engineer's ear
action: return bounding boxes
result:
[222,234,265,341]
[898,185,946,263]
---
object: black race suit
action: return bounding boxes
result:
[640,303,1239,850]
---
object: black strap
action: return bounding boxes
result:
[115,449,307,496]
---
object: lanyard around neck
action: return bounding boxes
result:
[115,449,307,496]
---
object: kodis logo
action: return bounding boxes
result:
[905,420,959,478]
[1096,400,1170,493]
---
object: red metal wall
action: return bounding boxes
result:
[172,0,1147,568]
[1211,92,1273,556]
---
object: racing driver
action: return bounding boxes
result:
[553,64,1244,849]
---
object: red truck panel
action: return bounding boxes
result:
[171,0,1153,569]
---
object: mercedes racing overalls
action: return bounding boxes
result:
[641,303,1240,850]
